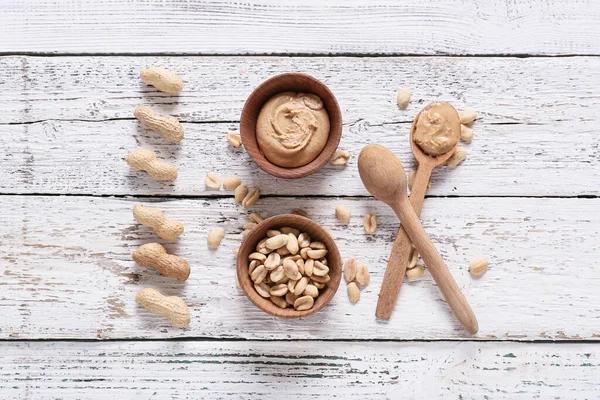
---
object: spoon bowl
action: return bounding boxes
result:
[409,102,462,167]
[358,144,408,204]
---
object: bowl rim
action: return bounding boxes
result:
[240,72,343,179]
[236,214,342,318]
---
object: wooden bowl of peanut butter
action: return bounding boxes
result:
[240,73,342,179]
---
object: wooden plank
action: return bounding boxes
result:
[1,1,599,55]
[2,56,600,196]
[2,119,597,197]
[2,56,599,124]
[1,340,599,398]
[1,195,598,340]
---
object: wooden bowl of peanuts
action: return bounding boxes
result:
[240,73,343,179]
[236,214,342,318]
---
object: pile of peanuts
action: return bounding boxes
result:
[248,228,331,311]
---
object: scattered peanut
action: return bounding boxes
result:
[343,258,358,283]
[294,295,315,311]
[140,66,183,95]
[406,265,425,280]
[205,173,221,189]
[132,243,190,281]
[356,264,370,287]
[126,148,178,181]
[247,227,331,310]
[460,124,473,142]
[222,176,242,190]
[396,88,412,109]
[468,258,488,276]
[363,214,377,234]
[459,108,477,124]
[243,221,257,231]
[134,106,183,143]
[335,206,351,223]
[446,146,467,168]
[248,213,264,223]
[234,184,248,203]
[292,209,311,219]
[136,288,190,328]
[330,150,351,166]
[226,132,243,148]
[242,187,260,208]
[207,228,225,249]
[407,247,418,269]
[133,204,184,240]
[347,282,360,303]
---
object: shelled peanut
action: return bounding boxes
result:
[247,228,330,311]
[134,106,184,143]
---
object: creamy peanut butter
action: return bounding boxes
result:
[413,102,460,156]
[256,92,329,168]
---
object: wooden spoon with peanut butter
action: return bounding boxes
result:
[376,102,461,321]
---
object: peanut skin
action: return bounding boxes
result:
[126,148,178,181]
[132,243,190,281]
[136,288,190,328]
[133,204,184,240]
[134,106,184,143]
[140,66,183,95]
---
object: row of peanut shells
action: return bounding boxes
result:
[125,67,191,327]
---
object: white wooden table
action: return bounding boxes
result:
[1,1,600,398]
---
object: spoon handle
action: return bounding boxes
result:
[392,197,479,334]
[376,164,433,320]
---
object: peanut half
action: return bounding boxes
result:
[347,282,360,303]
[133,204,184,240]
[406,265,425,281]
[343,258,358,283]
[223,176,242,190]
[335,206,351,223]
[134,106,183,143]
[468,258,488,276]
[363,214,377,234]
[140,66,183,95]
[126,148,178,181]
[356,264,370,287]
[226,132,243,148]
[397,88,412,109]
[207,228,225,249]
[205,173,221,190]
[136,288,190,328]
[242,187,261,208]
[446,146,467,169]
[234,184,248,204]
[460,124,473,142]
[459,108,477,124]
[330,150,351,166]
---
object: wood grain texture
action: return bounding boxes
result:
[1,56,600,196]
[1,0,599,55]
[1,195,599,340]
[1,341,599,399]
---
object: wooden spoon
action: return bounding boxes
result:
[376,102,461,320]
[358,144,478,334]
